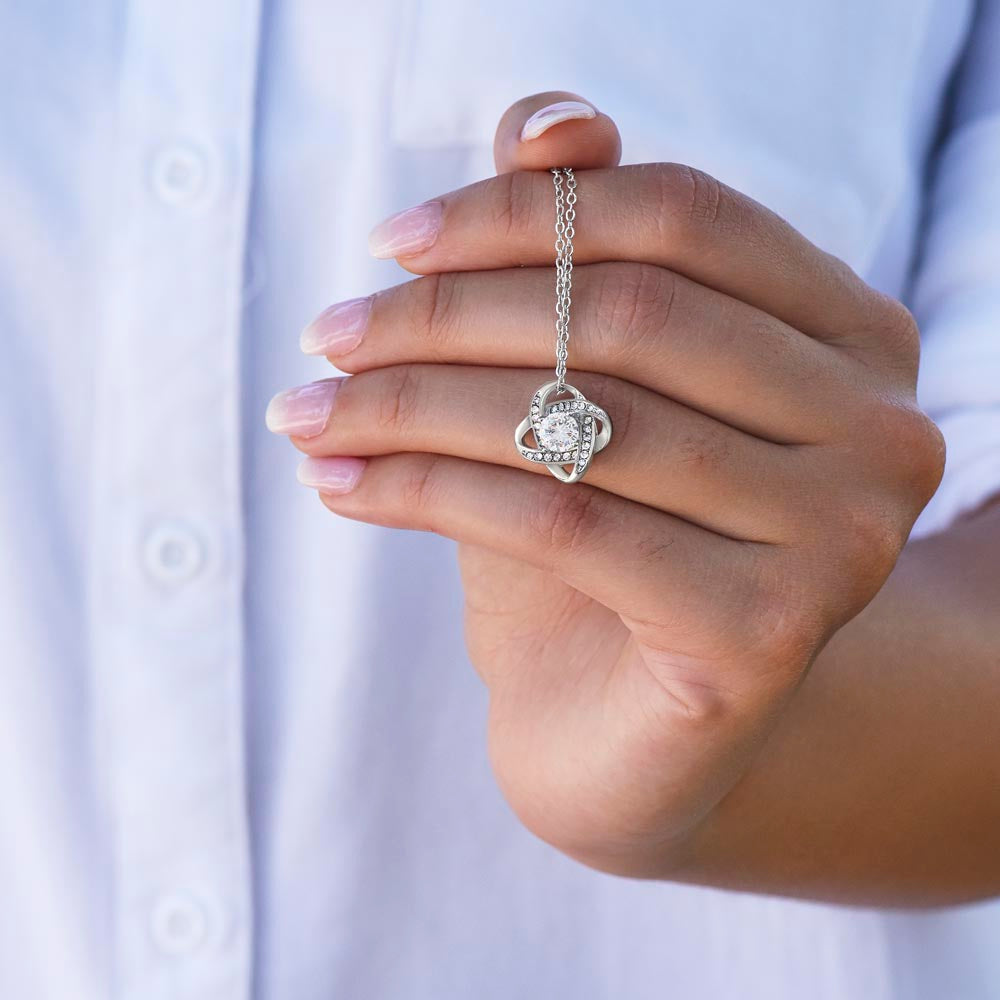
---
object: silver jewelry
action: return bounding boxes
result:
[514,167,612,483]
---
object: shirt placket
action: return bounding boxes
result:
[89,2,261,997]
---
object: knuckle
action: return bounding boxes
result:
[919,418,948,501]
[812,481,906,604]
[375,365,424,436]
[739,560,825,669]
[676,421,732,474]
[397,454,443,518]
[672,551,820,677]
[887,404,947,506]
[676,163,724,226]
[647,163,731,237]
[593,262,677,365]
[486,169,539,241]
[410,272,461,357]
[530,483,605,558]
[873,297,922,369]
[841,499,907,590]
[857,393,947,503]
[633,528,678,569]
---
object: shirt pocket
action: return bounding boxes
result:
[388,0,877,270]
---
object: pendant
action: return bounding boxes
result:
[514,381,612,484]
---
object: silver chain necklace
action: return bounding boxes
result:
[552,166,577,390]
[514,167,612,484]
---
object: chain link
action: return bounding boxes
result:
[551,166,577,390]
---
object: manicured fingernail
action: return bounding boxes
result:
[297,456,366,494]
[368,201,443,259]
[520,101,596,141]
[265,378,342,437]
[300,296,373,356]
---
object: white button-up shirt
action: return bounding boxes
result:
[2,2,999,998]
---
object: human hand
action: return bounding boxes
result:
[267,92,944,876]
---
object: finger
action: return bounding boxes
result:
[493,91,622,174]
[367,163,914,363]
[272,366,806,544]
[303,263,863,444]
[298,451,768,664]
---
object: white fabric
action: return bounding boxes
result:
[1,2,999,998]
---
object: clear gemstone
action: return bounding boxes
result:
[536,412,580,453]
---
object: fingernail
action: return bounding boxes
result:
[368,201,443,259]
[300,296,373,356]
[297,456,366,495]
[520,101,596,141]
[265,378,342,437]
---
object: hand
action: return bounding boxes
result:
[267,92,944,876]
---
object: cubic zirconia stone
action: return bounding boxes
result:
[536,412,580,453]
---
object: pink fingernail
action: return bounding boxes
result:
[297,456,366,494]
[265,378,342,437]
[368,201,443,259]
[520,101,596,141]
[300,296,373,356]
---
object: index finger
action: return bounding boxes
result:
[367,163,916,361]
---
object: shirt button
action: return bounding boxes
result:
[150,891,210,956]
[142,519,205,585]
[150,142,211,206]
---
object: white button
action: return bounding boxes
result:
[142,520,205,585]
[150,142,210,206]
[150,891,209,956]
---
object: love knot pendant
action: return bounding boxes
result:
[514,381,612,484]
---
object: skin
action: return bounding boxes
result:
[272,92,1000,907]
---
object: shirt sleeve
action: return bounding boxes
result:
[910,0,1000,538]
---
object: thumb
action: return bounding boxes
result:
[493,91,622,174]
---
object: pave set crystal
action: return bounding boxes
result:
[514,381,612,484]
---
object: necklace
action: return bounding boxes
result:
[514,167,612,483]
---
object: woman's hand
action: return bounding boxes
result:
[267,93,944,877]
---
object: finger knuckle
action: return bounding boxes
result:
[487,169,539,241]
[739,560,825,669]
[841,499,907,591]
[677,421,733,474]
[853,394,945,498]
[410,272,461,357]
[397,454,443,518]
[808,479,906,606]
[375,365,424,436]
[873,297,922,370]
[594,262,677,365]
[918,418,947,502]
[886,404,947,506]
[646,163,733,239]
[531,483,605,559]
[676,163,725,226]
